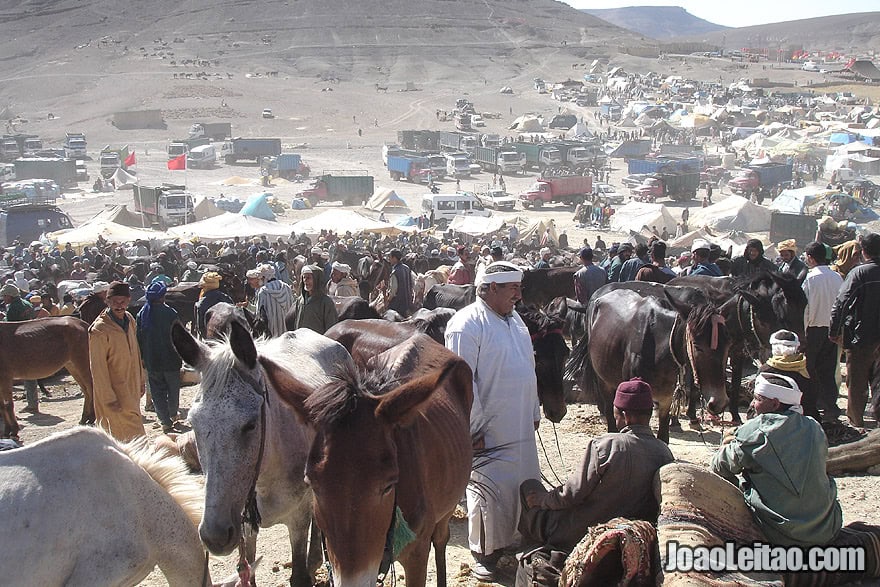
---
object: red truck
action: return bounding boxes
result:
[728,163,793,195]
[519,174,592,209]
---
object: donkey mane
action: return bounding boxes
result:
[733,269,807,321]
[686,301,720,336]
[305,361,400,427]
[117,432,205,528]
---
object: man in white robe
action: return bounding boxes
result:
[445,261,541,581]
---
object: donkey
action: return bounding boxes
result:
[172,321,354,586]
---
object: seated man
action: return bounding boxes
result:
[711,373,842,546]
[519,378,674,552]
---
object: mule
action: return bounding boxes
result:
[545,296,588,346]
[203,301,258,339]
[518,304,569,423]
[422,283,476,311]
[260,333,473,587]
[670,271,808,423]
[568,288,732,442]
[0,316,94,439]
[0,427,241,586]
[172,321,354,586]
[520,266,578,307]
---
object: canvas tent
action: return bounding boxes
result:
[364,188,408,211]
[111,167,138,188]
[239,192,276,221]
[192,196,224,221]
[166,212,295,242]
[769,187,831,214]
[290,209,402,236]
[47,218,168,248]
[515,217,558,245]
[509,115,543,132]
[687,196,772,232]
[609,202,677,235]
[448,215,506,237]
[90,204,149,228]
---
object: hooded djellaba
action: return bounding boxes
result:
[287,264,338,334]
[731,238,777,277]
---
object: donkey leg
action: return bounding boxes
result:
[399,537,432,587]
[729,355,744,424]
[66,356,95,425]
[431,513,454,587]
[0,380,20,440]
[657,399,672,444]
[286,505,314,587]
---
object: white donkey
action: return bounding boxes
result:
[172,321,355,586]
[0,426,240,586]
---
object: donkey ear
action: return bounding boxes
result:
[259,355,313,423]
[230,320,257,370]
[664,286,699,317]
[172,322,208,370]
[376,358,471,427]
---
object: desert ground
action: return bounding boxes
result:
[7,39,880,585]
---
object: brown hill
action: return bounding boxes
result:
[677,12,880,53]
[583,6,727,40]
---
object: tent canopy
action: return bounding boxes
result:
[364,188,408,211]
[289,209,403,236]
[769,187,831,214]
[47,218,168,248]
[448,215,506,236]
[609,202,677,235]
[166,212,295,242]
[688,195,772,232]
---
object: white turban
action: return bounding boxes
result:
[246,269,262,279]
[259,264,276,279]
[482,261,524,284]
[539,247,551,256]
[332,262,351,274]
[754,374,802,413]
[301,265,314,275]
[92,281,110,293]
[770,330,800,358]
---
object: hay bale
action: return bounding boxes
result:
[655,462,783,586]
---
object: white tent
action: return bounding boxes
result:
[565,122,592,139]
[509,115,543,132]
[112,167,138,188]
[687,196,772,232]
[769,187,831,214]
[609,202,677,235]
[47,219,169,248]
[364,187,408,211]
[290,209,402,236]
[192,196,225,221]
[448,215,506,236]
[166,212,296,242]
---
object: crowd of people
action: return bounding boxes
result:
[2,223,879,584]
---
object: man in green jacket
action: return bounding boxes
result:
[136,281,183,434]
[289,264,338,334]
[711,373,842,546]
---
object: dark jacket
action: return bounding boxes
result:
[289,272,338,334]
[388,262,413,316]
[3,297,34,322]
[136,303,183,372]
[197,289,233,338]
[831,258,880,348]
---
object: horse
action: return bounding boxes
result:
[204,301,258,339]
[422,283,476,311]
[334,296,381,320]
[0,316,94,439]
[520,266,578,307]
[0,426,241,586]
[545,296,588,346]
[259,333,473,587]
[518,304,569,423]
[568,288,732,442]
[670,270,808,423]
[171,322,354,586]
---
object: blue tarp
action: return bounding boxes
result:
[395,216,417,227]
[239,192,276,220]
[830,132,857,145]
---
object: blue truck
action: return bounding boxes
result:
[261,153,310,179]
[627,156,702,176]
[387,155,432,183]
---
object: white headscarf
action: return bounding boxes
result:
[755,373,803,414]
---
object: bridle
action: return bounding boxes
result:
[735,294,765,364]
[233,368,270,586]
[669,312,725,389]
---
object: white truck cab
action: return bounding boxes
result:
[421,192,491,228]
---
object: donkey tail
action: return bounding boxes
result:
[119,435,205,528]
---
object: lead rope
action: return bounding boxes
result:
[536,427,564,486]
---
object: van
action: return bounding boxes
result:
[0,204,74,246]
[421,192,491,229]
[444,152,471,178]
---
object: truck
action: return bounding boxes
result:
[631,172,701,202]
[396,130,440,151]
[627,156,702,176]
[220,138,282,164]
[512,142,562,171]
[728,163,793,195]
[186,144,217,169]
[13,157,77,188]
[519,174,592,208]
[387,155,432,183]
[0,194,73,246]
[99,145,130,179]
[64,133,88,159]
[599,103,622,120]
[454,112,472,131]
[444,152,472,178]
[481,134,502,148]
[168,137,211,159]
[132,183,195,228]
[21,137,43,157]
[1,137,20,161]
[296,172,374,207]
[261,153,310,179]
[473,146,525,175]
[553,141,600,169]
[188,122,233,141]
[438,131,478,153]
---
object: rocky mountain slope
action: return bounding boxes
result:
[582,6,726,39]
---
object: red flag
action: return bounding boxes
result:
[124,151,136,167]
[167,153,186,170]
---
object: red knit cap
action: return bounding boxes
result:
[613,378,654,411]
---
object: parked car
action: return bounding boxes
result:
[476,189,516,211]
[594,183,624,204]
[262,108,274,119]
[471,114,485,127]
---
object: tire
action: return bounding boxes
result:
[307,195,318,208]
[533,199,543,209]
[522,202,530,210]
